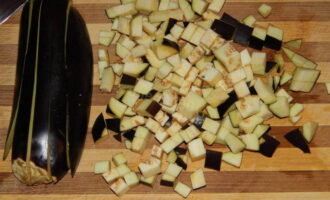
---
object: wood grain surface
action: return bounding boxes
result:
[1,0,330,199]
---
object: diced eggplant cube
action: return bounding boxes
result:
[175,157,187,170]
[204,149,222,171]
[136,99,162,117]
[303,121,319,143]
[211,20,236,40]
[243,15,256,27]
[258,4,272,18]
[165,163,183,178]
[174,181,192,198]
[124,171,139,187]
[192,113,206,128]
[259,134,280,157]
[117,164,131,177]
[233,23,253,46]
[165,18,178,34]
[241,133,260,151]
[190,168,206,190]
[140,175,157,186]
[167,150,178,163]
[151,145,163,159]
[252,124,271,138]
[103,168,120,183]
[221,13,240,28]
[217,91,238,119]
[120,74,137,89]
[201,117,221,134]
[161,138,178,153]
[109,178,130,197]
[123,130,136,141]
[92,114,107,142]
[264,36,282,50]
[284,129,310,153]
[138,157,161,178]
[266,61,277,73]
[174,147,188,155]
[254,78,277,104]
[225,133,246,153]
[160,173,175,185]
[205,87,229,107]
[177,92,207,119]
[112,152,127,166]
[106,118,121,133]
[269,96,290,118]
[249,36,263,50]
[222,152,242,167]
[235,95,261,118]
[188,138,206,161]
[94,161,110,174]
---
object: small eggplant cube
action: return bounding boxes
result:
[135,99,162,117]
[161,138,177,153]
[151,145,163,159]
[174,181,192,198]
[124,171,139,187]
[204,149,222,171]
[284,128,310,153]
[138,157,161,178]
[92,114,107,142]
[190,168,206,190]
[103,168,120,183]
[140,175,157,186]
[94,161,110,174]
[249,36,264,50]
[160,173,175,187]
[233,23,253,46]
[109,178,130,197]
[259,134,280,157]
[201,117,221,134]
[116,164,131,177]
[112,152,127,166]
[188,138,206,161]
[211,20,235,40]
[165,163,183,178]
[264,36,282,51]
[105,118,121,134]
[123,130,136,141]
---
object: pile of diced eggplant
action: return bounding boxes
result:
[93,0,320,197]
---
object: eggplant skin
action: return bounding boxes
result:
[4,0,93,185]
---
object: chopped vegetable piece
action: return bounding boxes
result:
[258,4,272,18]
[243,15,256,27]
[204,149,222,170]
[259,134,280,157]
[302,122,319,143]
[284,129,310,153]
[174,181,192,198]
[94,161,110,174]
[190,168,206,190]
[222,152,242,167]
[285,39,302,49]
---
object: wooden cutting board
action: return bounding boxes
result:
[1,0,330,199]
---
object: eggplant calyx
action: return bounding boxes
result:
[12,158,57,185]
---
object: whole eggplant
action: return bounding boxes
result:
[3,0,93,185]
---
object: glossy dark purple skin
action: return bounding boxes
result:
[66,7,93,176]
[9,0,92,182]
[284,129,310,153]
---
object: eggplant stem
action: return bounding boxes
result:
[12,158,56,185]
